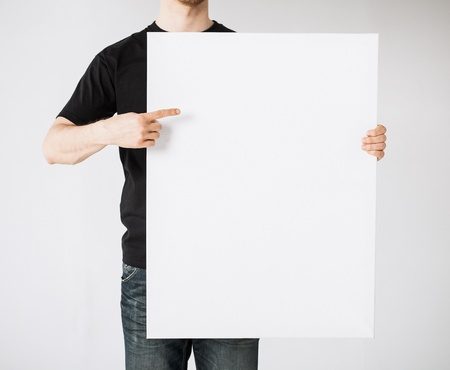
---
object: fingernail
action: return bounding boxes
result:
[175,109,180,114]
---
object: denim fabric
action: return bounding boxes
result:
[121,263,259,370]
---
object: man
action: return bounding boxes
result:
[42,0,387,369]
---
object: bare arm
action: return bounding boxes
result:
[42,109,180,165]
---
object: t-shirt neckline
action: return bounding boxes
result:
[147,20,219,32]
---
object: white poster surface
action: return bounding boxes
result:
[147,33,378,338]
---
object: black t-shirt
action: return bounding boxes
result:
[58,21,235,268]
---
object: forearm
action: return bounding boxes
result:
[42,117,110,165]
[43,109,179,165]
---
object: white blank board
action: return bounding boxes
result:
[147,33,378,338]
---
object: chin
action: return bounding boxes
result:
[177,0,206,7]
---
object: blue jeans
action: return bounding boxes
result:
[121,264,259,370]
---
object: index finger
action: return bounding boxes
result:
[366,124,387,137]
[142,108,181,121]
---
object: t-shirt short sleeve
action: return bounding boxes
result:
[58,53,117,125]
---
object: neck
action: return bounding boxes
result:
[156,0,213,32]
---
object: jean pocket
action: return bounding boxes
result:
[121,263,139,283]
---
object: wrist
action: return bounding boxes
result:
[92,117,114,146]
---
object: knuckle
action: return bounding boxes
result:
[150,122,162,132]
[139,126,147,136]
[136,114,146,125]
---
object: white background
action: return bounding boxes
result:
[0,0,449,369]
